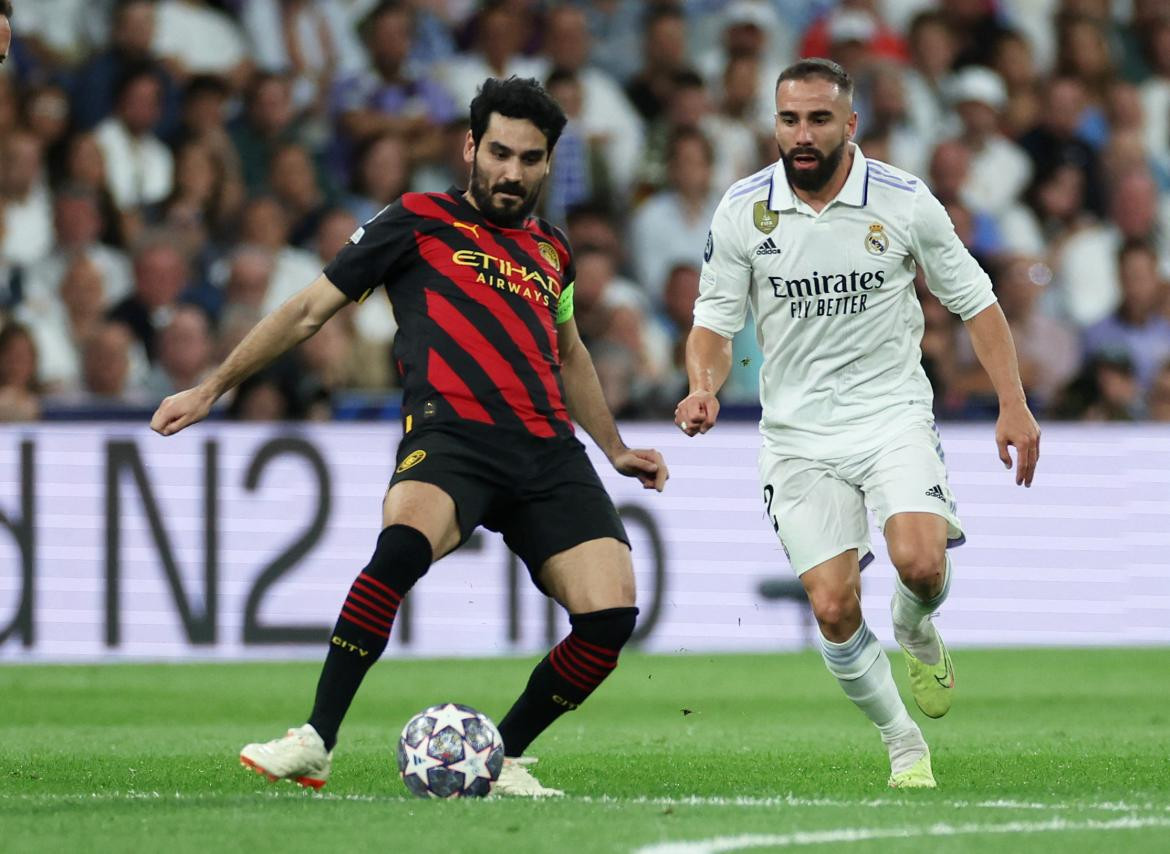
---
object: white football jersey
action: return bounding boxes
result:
[695,144,996,458]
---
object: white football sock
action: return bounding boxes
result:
[892,554,952,665]
[819,622,924,772]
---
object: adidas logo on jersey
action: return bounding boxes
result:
[924,484,945,501]
[755,237,782,256]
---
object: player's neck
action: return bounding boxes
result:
[791,148,855,213]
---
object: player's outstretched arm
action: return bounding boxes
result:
[675,325,732,437]
[150,274,350,436]
[963,302,1041,487]
[557,317,668,491]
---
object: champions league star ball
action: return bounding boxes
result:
[396,703,505,798]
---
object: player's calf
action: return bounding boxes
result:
[497,606,638,757]
[306,524,434,750]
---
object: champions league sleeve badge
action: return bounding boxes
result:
[704,230,713,262]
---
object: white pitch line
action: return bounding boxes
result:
[631,816,1170,854]
[1,791,1168,815]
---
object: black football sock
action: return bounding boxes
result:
[307,525,432,751]
[497,607,637,757]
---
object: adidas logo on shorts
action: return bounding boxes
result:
[924,484,945,501]
[755,237,782,256]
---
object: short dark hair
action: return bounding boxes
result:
[776,58,854,99]
[0,1,12,20]
[114,61,164,105]
[469,76,567,153]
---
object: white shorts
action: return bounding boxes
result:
[757,422,965,575]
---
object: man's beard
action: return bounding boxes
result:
[469,158,543,227]
[781,138,848,192]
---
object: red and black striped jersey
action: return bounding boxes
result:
[324,187,576,440]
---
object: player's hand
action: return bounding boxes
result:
[612,448,669,492]
[996,398,1041,487]
[150,385,217,436]
[674,390,719,436]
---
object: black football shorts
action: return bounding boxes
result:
[390,422,629,590]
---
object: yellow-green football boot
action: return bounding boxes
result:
[888,750,936,789]
[901,633,954,718]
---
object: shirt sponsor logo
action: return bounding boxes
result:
[768,270,887,319]
[451,249,562,306]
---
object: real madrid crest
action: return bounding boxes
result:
[864,223,889,255]
[753,200,778,234]
[537,241,561,271]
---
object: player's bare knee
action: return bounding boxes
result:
[893,551,944,596]
[809,591,860,637]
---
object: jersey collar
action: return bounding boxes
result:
[768,143,869,213]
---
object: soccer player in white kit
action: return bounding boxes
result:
[676,59,1041,788]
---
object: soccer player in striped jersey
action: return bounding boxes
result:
[676,59,1040,788]
[151,77,668,797]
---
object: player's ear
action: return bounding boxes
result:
[463,131,476,165]
[847,112,859,140]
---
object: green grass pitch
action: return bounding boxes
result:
[2,648,1168,853]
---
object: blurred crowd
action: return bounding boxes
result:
[1,0,1170,424]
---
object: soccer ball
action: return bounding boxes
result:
[396,703,505,798]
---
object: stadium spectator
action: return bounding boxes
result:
[901,11,958,150]
[625,4,690,123]
[241,0,364,117]
[638,69,758,198]
[70,0,182,136]
[342,132,410,225]
[21,84,73,168]
[989,30,1042,138]
[1147,359,1170,420]
[0,321,42,422]
[1056,167,1170,327]
[94,64,175,215]
[1082,241,1170,393]
[1018,76,1106,218]
[73,321,145,405]
[108,237,191,361]
[25,187,133,310]
[332,0,457,175]
[1139,16,1170,178]
[171,75,242,182]
[697,1,785,138]
[940,0,1013,70]
[1052,350,1144,421]
[948,66,1032,218]
[629,127,719,300]
[864,64,930,178]
[18,254,109,392]
[0,131,55,267]
[926,139,1004,263]
[541,4,644,198]
[268,142,332,248]
[233,195,321,315]
[150,139,244,266]
[146,303,214,399]
[231,73,307,193]
[1053,13,1115,148]
[433,1,544,115]
[953,255,1081,413]
[800,1,908,66]
[542,69,614,224]
[151,0,250,90]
